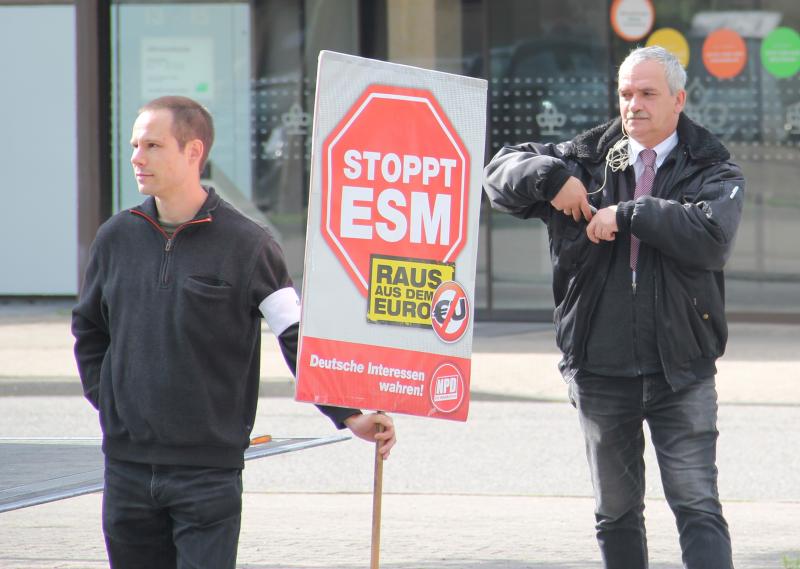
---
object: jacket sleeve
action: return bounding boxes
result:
[252,236,362,429]
[71,238,109,410]
[483,141,573,219]
[275,323,362,429]
[617,162,745,271]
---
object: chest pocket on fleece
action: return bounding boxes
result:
[179,275,239,340]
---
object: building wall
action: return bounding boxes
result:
[0,4,77,295]
[5,0,798,320]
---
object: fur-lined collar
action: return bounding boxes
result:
[565,113,730,164]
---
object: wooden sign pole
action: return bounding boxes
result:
[370,413,385,569]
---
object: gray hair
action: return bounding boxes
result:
[619,46,687,95]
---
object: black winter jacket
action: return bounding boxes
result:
[72,188,357,468]
[483,114,745,389]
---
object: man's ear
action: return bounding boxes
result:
[674,89,686,114]
[187,139,204,167]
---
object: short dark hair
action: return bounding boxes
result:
[139,96,214,172]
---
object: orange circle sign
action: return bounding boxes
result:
[322,85,469,297]
[702,28,747,79]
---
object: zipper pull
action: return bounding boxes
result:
[165,239,173,252]
[631,270,637,295]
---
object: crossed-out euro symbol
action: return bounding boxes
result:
[432,298,467,324]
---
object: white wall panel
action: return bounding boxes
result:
[0,5,77,295]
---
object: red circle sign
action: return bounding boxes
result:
[430,281,470,343]
[322,85,469,296]
[429,362,465,413]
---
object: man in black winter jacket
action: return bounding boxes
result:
[484,47,744,569]
[72,95,396,569]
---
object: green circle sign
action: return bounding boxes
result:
[761,27,800,78]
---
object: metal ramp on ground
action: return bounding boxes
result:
[0,435,348,513]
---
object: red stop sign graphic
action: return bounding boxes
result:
[322,85,469,296]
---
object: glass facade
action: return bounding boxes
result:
[110,2,251,211]
[485,1,612,314]
[110,0,800,319]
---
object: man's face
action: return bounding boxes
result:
[618,59,685,148]
[130,109,195,198]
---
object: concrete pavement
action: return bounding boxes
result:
[0,299,799,568]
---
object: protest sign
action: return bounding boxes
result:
[296,51,487,422]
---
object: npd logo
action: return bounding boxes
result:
[429,362,465,414]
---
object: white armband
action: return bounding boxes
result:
[259,287,300,335]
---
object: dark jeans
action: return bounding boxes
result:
[103,456,243,569]
[569,373,733,569]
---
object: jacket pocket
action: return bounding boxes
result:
[661,265,725,362]
[179,275,239,344]
[551,217,590,273]
[685,273,725,358]
[184,275,233,300]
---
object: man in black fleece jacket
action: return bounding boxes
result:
[72,95,396,569]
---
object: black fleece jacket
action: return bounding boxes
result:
[72,188,359,469]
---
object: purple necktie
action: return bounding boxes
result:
[630,148,657,273]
